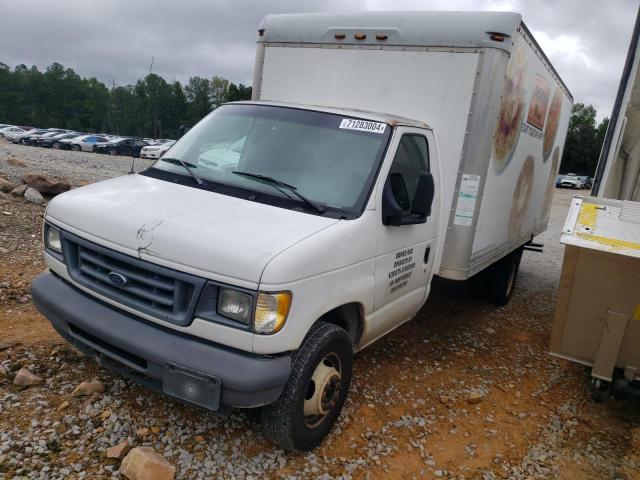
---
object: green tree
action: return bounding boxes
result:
[0,62,249,138]
[227,82,252,102]
[560,103,608,176]
[210,76,229,108]
[184,76,211,124]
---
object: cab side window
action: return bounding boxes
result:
[388,135,429,212]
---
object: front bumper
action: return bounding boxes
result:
[31,272,291,410]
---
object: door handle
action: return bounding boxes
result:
[424,246,431,264]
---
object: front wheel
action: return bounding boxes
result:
[109,149,117,156]
[261,322,353,452]
[71,144,80,151]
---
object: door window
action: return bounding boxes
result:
[388,135,429,212]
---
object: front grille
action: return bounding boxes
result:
[62,231,206,326]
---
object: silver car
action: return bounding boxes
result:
[59,134,110,152]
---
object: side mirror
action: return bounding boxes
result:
[411,171,435,217]
[382,171,435,226]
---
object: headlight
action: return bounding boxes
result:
[254,292,291,334]
[217,288,252,324]
[45,224,62,253]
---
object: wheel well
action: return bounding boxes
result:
[317,303,364,349]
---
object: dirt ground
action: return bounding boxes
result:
[1,144,639,479]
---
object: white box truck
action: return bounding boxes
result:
[31,11,572,451]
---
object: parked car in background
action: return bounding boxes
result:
[11,128,48,144]
[36,132,82,148]
[579,176,593,189]
[58,134,109,151]
[140,140,175,159]
[0,126,25,138]
[94,137,149,157]
[23,130,68,146]
[557,173,582,189]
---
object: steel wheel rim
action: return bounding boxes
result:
[303,352,342,428]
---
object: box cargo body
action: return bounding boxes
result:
[254,11,573,279]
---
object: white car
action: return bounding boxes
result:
[558,174,582,189]
[0,126,25,138]
[140,140,175,159]
[59,134,110,152]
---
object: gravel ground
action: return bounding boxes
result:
[0,140,154,185]
[1,141,640,479]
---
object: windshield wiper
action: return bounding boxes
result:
[159,158,203,185]
[232,171,326,214]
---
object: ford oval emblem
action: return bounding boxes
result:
[107,271,128,286]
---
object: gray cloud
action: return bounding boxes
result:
[1,0,637,120]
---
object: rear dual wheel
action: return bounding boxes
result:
[261,322,353,452]
[470,247,523,306]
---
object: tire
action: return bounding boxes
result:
[52,143,60,149]
[71,144,80,152]
[20,138,26,145]
[612,378,629,401]
[261,322,353,452]
[591,378,610,403]
[109,149,117,156]
[485,247,523,306]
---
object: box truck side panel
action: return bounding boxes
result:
[258,45,479,241]
[470,28,572,270]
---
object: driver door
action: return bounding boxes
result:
[368,127,439,340]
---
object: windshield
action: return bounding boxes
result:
[148,104,391,216]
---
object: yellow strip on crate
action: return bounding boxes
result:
[576,232,640,252]
[577,202,598,230]
[635,304,640,321]
[575,201,640,252]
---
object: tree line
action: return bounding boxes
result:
[0,62,251,139]
[560,103,609,177]
[0,62,610,175]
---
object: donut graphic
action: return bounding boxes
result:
[541,146,560,220]
[543,88,563,161]
[508,155,535,238]
[493,46,528,173]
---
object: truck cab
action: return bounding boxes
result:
[33,101,439,451]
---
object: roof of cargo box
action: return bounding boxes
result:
[258,11,521,52]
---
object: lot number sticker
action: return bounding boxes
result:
[339,119,386,134]
[453,174,481,226]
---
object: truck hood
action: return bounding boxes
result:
[46,174,339,288]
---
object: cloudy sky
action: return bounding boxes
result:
[1,0,638,120]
